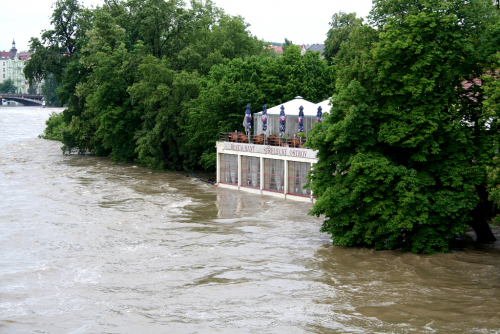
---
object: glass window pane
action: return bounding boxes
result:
[287,161,311,196]
[220,154,238,185]
[263,158,284,193]
[241,155,260,189]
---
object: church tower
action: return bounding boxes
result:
[9,39,17,60]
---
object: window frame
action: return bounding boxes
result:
[241,156,260,189]
[263,158,285,193]
[287,161,311,197]
[219,153,238,185]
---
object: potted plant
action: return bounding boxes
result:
[280,135,289,147]
[297,132,306,147]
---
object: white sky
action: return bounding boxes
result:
[0,0,373,52]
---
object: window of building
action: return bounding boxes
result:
[288,161,311,196]
[2,74,4,78]
[241,156,260,188]
[220,154,238,185]
[264,158,285,193]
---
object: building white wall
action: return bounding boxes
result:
[1,57,27,93]
[1,60,7,84]
[216,141,318,202]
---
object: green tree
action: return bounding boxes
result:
[307,0,499,253]
[484,54,500,223]
[23,0,92,86]
[121,0,188,59]
[28,85,38,94]
[125,0,266,170]
[62,6,143,161]
[169,0,265,74]
[282,38,293,53]
[40,112,68,141]
[0,79,17,93]
[41,75,60,106]
[129,56,200,170]
[323,11,363,61]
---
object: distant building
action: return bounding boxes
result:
[267,45,284,55]
[305,44,325,58]
[267,45,307,56]
[17,52,33,61]
[0,39,37,94]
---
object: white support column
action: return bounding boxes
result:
[238,154,242,189]
[216,150,220,184]
[310,163,314,202]
[284,159,288,200]
[260,156,264,194]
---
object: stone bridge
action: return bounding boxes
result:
[0,93,44,106]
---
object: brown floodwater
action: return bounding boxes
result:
[1,106,499,333]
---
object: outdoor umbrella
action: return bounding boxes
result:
[279,105,286,134]
[298,106,304,133]
[316,106,323,123]
[262,104,268,132]
[245,104,252,133]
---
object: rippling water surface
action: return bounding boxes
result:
[1,106,499,333]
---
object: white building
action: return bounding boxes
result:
[0,40,34,94]
[216,97,332,202]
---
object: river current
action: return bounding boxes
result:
[0,106,499,333]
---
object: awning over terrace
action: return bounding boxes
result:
[253,96,332,137]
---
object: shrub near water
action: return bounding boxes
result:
[39,112,68,141]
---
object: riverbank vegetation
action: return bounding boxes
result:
[306,0,500,253]
[26,0,334,170]
[27,0,500,253]
[39,112,67,141]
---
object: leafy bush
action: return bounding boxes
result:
[39,112,68,141]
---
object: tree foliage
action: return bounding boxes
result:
[484,55,500,222]
[30,0,272,169]
[0,79,17,93]
[40,112,68,141]
[307,0,500,253]
[323,11,363,61]
[186,45,334,170]
[23,0,91,86]
[129,56,201,170]
[41,75,60,106]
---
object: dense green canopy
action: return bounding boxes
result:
[306,0,500,253]
[28,0,333,170]
[323,11,363,62]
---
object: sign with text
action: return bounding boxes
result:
[223,142,317,159]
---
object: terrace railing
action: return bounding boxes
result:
[219,132,307,148]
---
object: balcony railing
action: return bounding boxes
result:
[219,132,307,148]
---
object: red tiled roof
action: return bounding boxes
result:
[267,46,283,53]
[17,52,32,60]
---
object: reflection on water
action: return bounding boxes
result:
[1,106,499,333]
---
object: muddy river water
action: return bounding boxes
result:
[1,106,499,333]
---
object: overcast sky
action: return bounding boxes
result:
[0,0,373,52]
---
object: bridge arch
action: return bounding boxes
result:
[0,93,44,106]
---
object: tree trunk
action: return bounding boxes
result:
[469,202,497,242]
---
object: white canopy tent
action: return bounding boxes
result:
[253,96,332,137]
